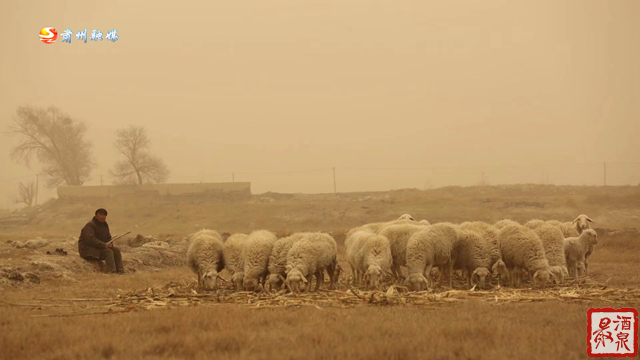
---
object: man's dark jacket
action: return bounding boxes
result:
[78,217,112,259]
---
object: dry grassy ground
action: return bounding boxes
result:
[1,185,640,359]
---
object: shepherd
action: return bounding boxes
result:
[78,208,124,274]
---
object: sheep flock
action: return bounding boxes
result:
[186,214,598,293]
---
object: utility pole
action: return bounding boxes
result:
[604,162,607,186]
[35,174,39,206]
[332,167,337,194]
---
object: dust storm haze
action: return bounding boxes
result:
[1,0,639,207]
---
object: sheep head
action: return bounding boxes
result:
[231,271,244,292]
[471,267,491,289]
[582,229,598,245]
[533,269,551,289]
[364,265,383,290]
[572,214,593,233]
[404,273,429,291]
[243,275,260,292]
[267,273,285,292]
[285,268,307,294]
[398,214,415,221]
[201,269,219,290]
[491,260,509,281]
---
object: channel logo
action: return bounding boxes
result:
[39,27,57,44]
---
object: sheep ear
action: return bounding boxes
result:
[572,218,579,224]
[533,271,540,280]
[587,217,594,223]
[278,274,286,282]
[302,276,308,283]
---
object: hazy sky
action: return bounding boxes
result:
[1,0,639,207]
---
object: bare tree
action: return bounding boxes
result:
[14,181,35,207]
[7,106,95,188]
[110,125,170,185]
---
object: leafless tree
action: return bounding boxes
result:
[14,181,35,207]
[110,125,170,185]
[7,106,95,188]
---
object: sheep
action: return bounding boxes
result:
[531,224,568,283]
[398,214,415,221]
[285,233,338,293]
[267,233,308,292]
[348,232,392,290]
[452,228,492,289]
[405,223,459,291]
[187,229,225,290]
[459,222,509,282]
[564,229,598,278]
[346,218,415,240]
[419,220,431,225]
[378,223,429,279]
[497,225,555,288]
[242,230,278,292]
[545,220,562,227]
[494,219,520,230]
[223,233,248,291]
[524,219,545,230]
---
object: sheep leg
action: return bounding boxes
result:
[351,265,358,285]
[390,264,399,280]
[315,271,323,292]
[326,266,335,290]
[577,256,585,278]
[448,261,455,289]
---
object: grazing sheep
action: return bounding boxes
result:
[398,214,415,221]
[452,228,492,289]
[419,220,431,225]
[243,230,278,292]
[459,222,509,281]
[494,219,520,230]
[531,224,568,283]
[524,219,545,230]
[378,223,429,279]
[267,233,308,291]
[349,233,393,290]
[545,220,562,227]
[187,229,225,290]
[564,229,598,278]
[346,218,415,240]
[285,233,338,293]
[223,233,248,291]
[498,225,555,288]
[405,223,459,291]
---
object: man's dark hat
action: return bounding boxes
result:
[95,208,108,216]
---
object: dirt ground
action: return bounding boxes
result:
[1,185,639,359]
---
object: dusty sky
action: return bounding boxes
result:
[1,0,639,208]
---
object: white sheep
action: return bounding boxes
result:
[187,229,225,290]
[242,230,278,292]
[564,229,598,278]
[223,233,248,291]
[419,220,431,225]
[346,218,416,240]
[397,214,415,221]
[497,225,555,288]
[284,233,338,293]
[405,223,459,291]
[531,224,568,283]
[378,223,429,280]
[351,233,393,290]
[494,219,520,230]
[267,233,308,292]
[459,221,509,282]
[452,228,492,289]
[572,214,595,274]
[524,219,545,230]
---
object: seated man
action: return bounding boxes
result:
[78,208,124,274]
